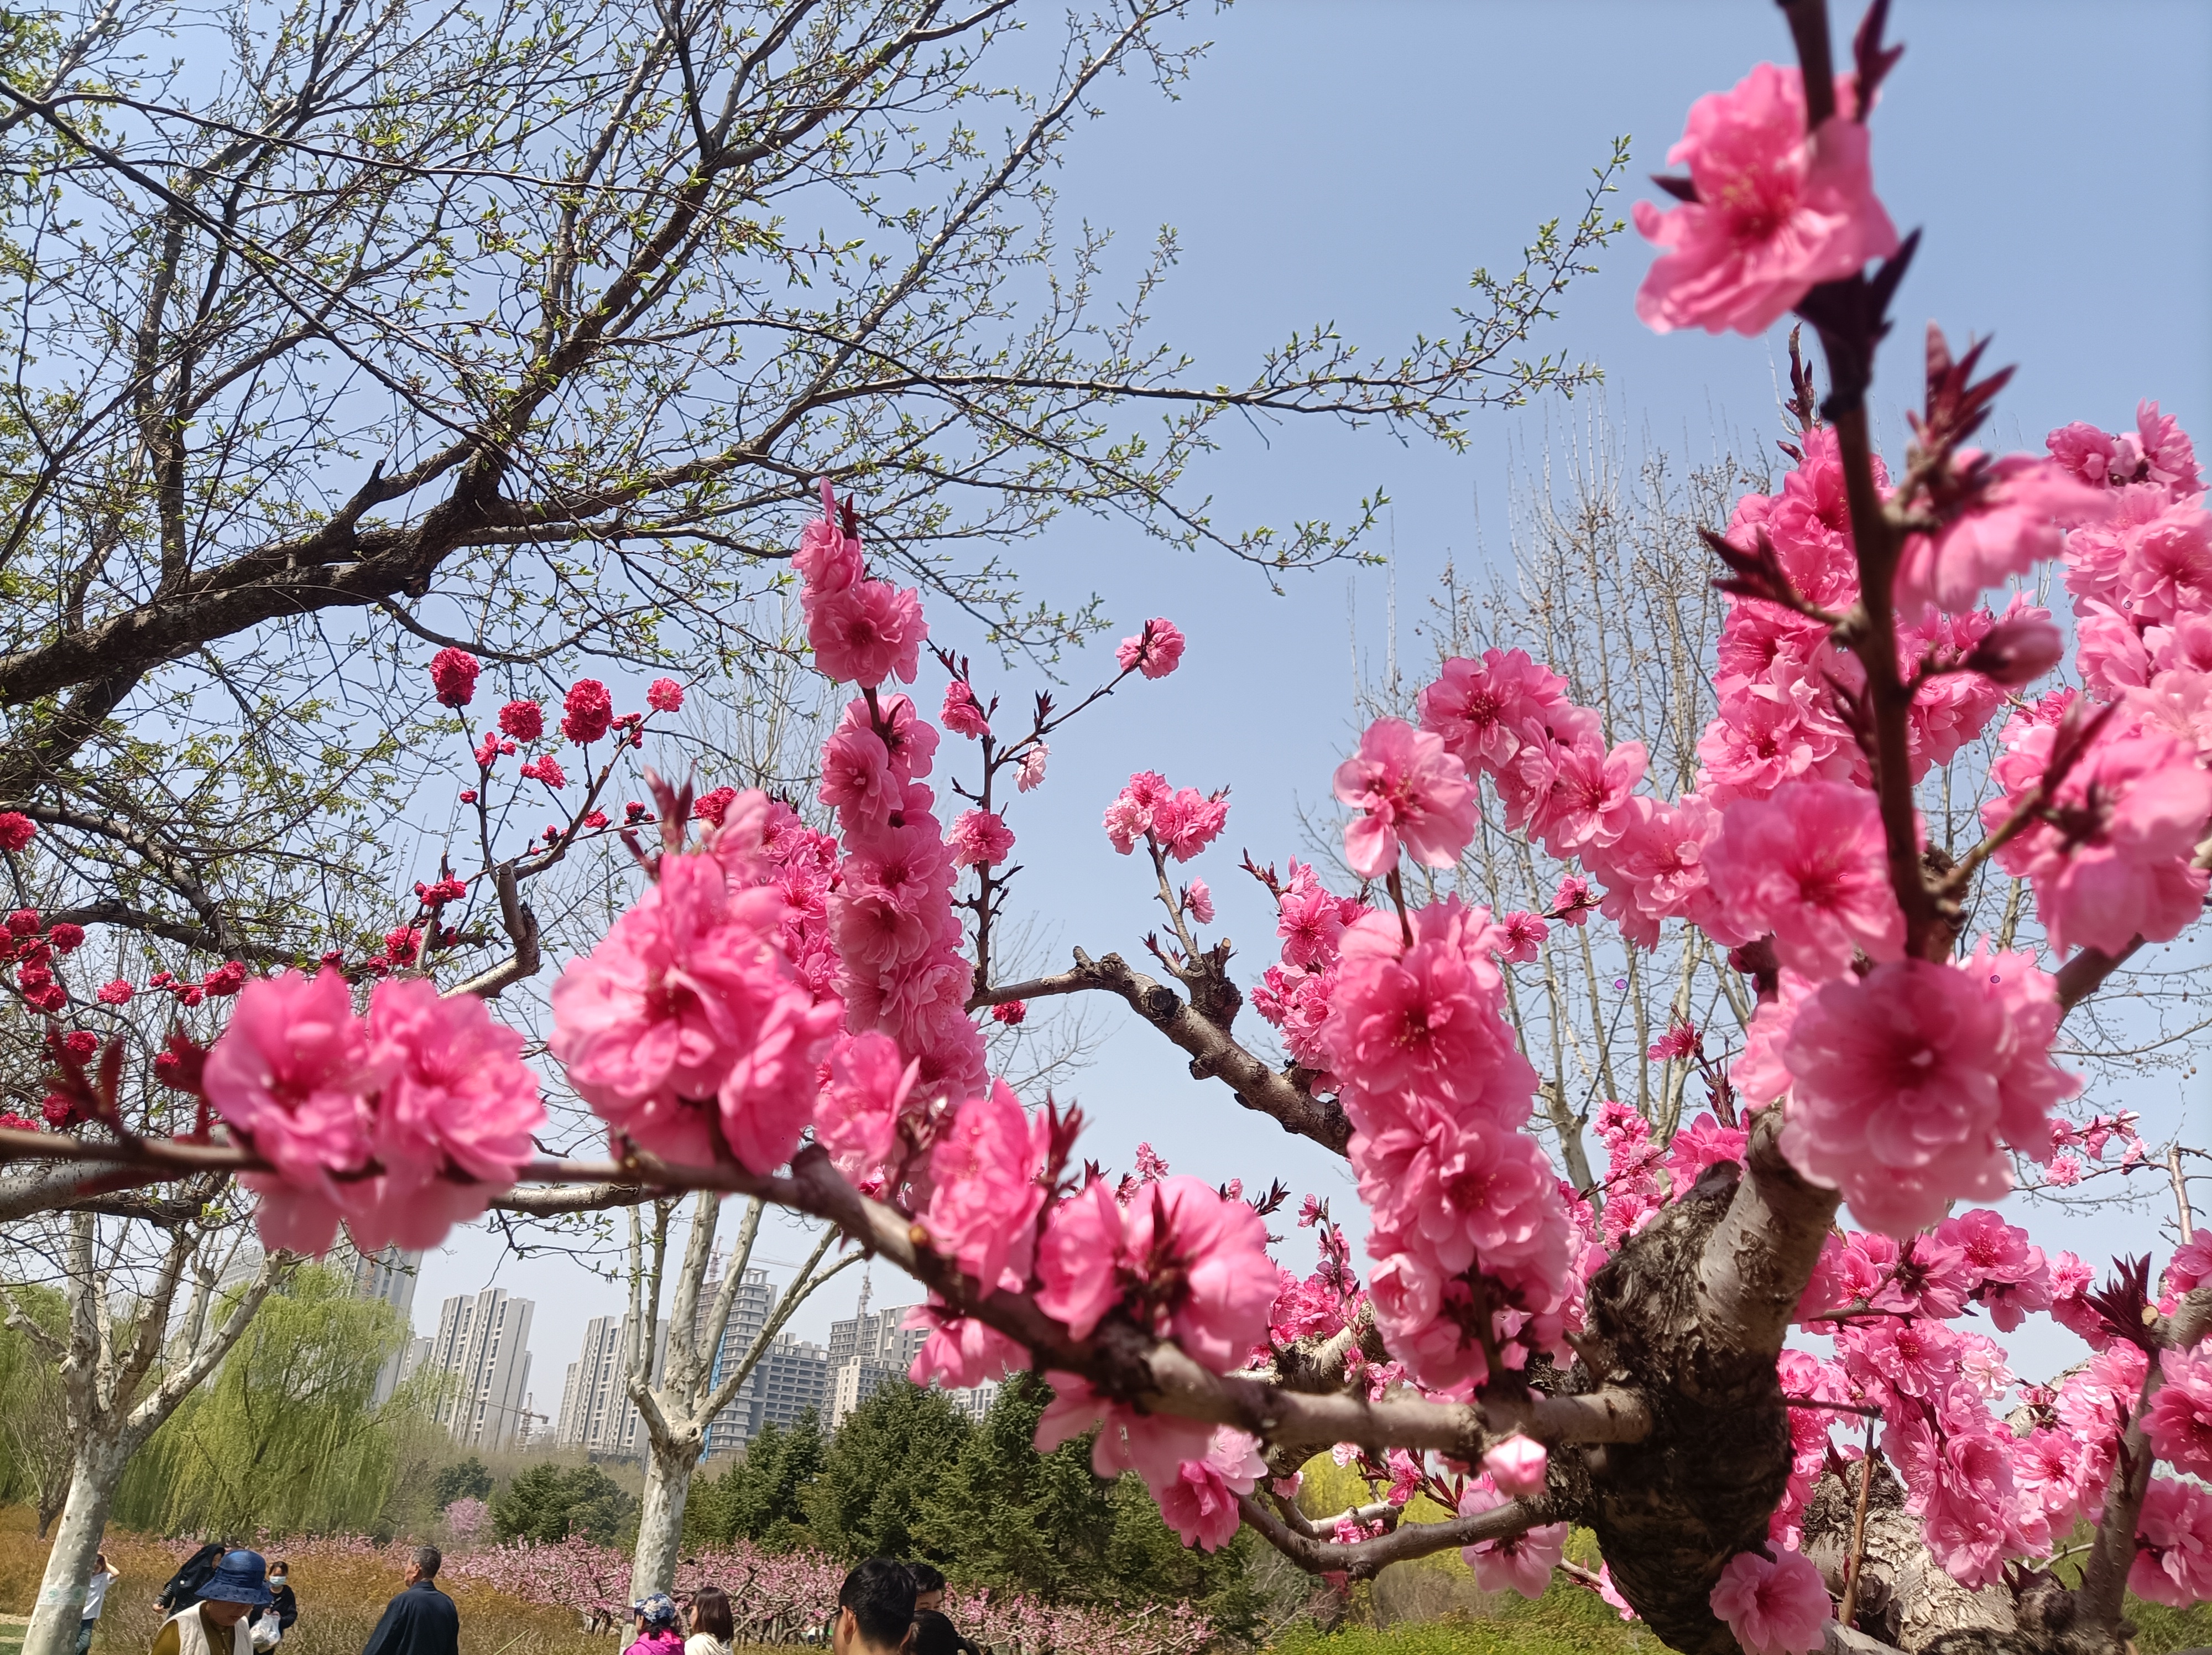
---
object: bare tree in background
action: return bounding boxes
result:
[615,1194,853,1599]
[0,0,1625,1008]
[6,1204,285,1655]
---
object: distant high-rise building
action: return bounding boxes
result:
[946,1378,1001,1425]
[702,1269,779,1456]
[424,1288,535,1450]
[328,1240,424,1406]
[823,1303,925,1428]
[555,1313,668,1459]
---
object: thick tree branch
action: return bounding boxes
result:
[1234,1490,1554,1580]
[974,948,1349,1153]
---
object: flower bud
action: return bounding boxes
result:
[1964,615,2064,686]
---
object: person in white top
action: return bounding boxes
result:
[682,1586,732,1655]
[76,1553,118,1655]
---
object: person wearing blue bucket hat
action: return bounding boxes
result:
[150,1550,271,1655]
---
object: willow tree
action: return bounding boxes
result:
[116,1264,414,1538]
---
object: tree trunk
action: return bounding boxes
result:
[1570,1161,1796,1655]
[25,1436,132,1655]
[1802,1463,2015,1653]
[630,1425,706,1601]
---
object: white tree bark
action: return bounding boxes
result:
[624,1193,852,1600]
[15,1210,284,1655]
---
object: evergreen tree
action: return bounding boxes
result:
[695,1413,827,1549]
[491,1463,637,1545]
[806,1383,970,1562]
[914,1375,1112,1598]
[432,1456,494,1510]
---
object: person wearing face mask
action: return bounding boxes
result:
[249,1563,298,1650]
[150,1550,272,1655]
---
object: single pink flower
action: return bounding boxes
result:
[1149,787,1230,862]
[428,648,481,707]
[1483,1436,1548,1498]
[906,1302,1024,1389]
[926,1080,1050,1289]
[2147,1348,2212,1480]
[819,726,897,830]
[498,699,544,742]
[1894,455,2114,613]
[1116,617,1186,679]
[1016,743,1048,792]
[561,678,613,745]
[808,579,927,688]
[1984,711,2212,956]
[1153,1428,1264,1553]
[813,1031,917,1182]
[947,809,1015,870]
[1457,1480,1569,1599]
[1418,649,1567,775]
[1708,1548,1830,1655]
[0,813,33,852]
[1704,779,1902,980]
[344,979,545,1251]
[1634,63,1899,336]
[1332,717,1478,879]
[1183,878,1215,925]
[941,680,990,738]
[2131,1477,2212,1607]
[1777,955,2079,1237]
[794,478,863,596]
[646,678,685,712]
[205,968,378,1251]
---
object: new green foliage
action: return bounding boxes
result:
[113,1265,419,1537]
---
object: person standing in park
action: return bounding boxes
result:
[831,1561,915,1655]
[358,1549,457,1655]
[149,1552,270,1655]
[155,1545,226,1615]
[622,1595,682,1655]
[249,1563,296,1651]
[76,1553,118,1655]
[682,1588,732,1655]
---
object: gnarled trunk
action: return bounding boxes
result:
[1802,1462,2013,1653]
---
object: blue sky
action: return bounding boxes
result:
[421,1,2212,1399]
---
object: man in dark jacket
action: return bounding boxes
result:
[156,1545,226,1615]
[358,1548,457,1655]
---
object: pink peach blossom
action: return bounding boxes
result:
[2147,1347,2212,1481]
[807,579,927,688]
[1457,1480,1569,1599]
[347,979,545,1251]
[1634,63,1898,336]
[1778,956,2079,1237]
[205,967,378,1251]
[1333,717,1478,879]
[941,680,990,738]
[812,1031,917,1182]
[1153,1429,1264,1553]
[1483,1436,1548,1497]
[926,1080,1050,1289]
[1893,455,2113,614]
[1704,780,1902,979]
[1417,648,1567,774]
[1115,618,1186,679]
[948,809,1016,869]
[1708,1548,1829,1655]
[1984,710,2212,956]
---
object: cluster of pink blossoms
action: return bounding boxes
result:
[1102,772,1229,861]
[795,485,989,1107]
[204,968,544,1253]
